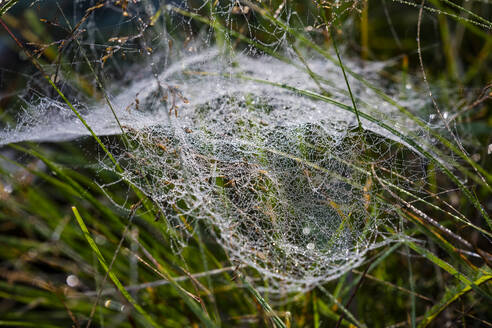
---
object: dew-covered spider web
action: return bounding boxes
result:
[0,1,444,292]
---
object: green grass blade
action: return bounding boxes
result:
[330,27,362,131]
[406,241,492,302]
[417,271,492,327]
[72,206,160,328]
[241,277,286,328]
[318,285,367,328]
[406,245,416,328]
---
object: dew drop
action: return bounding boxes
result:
[3,184,12,194]
[66,274,79,287]
[306,243,315,250]
[302,227,311,235]
[104,299,126,312]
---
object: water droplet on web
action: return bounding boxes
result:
[488,144,492,155]
[66,274,79,287]
[3,184,12,194]
[105,299,126,312]
[306,243,315,250]
[95,235,106,245]
[405,83,412,90]
[302,227,311,235]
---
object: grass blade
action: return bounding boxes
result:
[71,206,160,328]
[417,271,492,327]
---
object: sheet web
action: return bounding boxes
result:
[107,51,431,292]
[1,1,437,292]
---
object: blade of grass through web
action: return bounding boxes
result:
[55,3,129,146]
[0,16,174,254]
[71,206,160,328]
[290,43,329,95]
[0,17,118,165]
[170,4,492,189]
[174,3,492,194]
[233,2,492,187]
[330,26,362,131]
[0,17,161,209]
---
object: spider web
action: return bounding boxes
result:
[0,0,439,292]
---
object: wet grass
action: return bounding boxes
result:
[0,0,491,327]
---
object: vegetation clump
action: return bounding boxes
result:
[0,0,491,327]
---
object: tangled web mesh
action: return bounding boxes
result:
[0,1,439,292]
[105,51,430,292]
